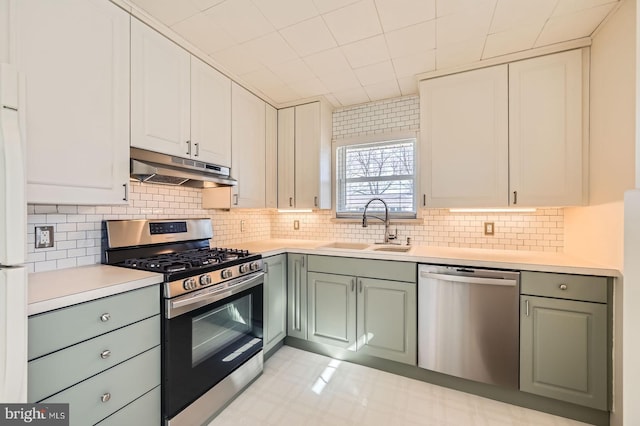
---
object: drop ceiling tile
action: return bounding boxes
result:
[323,0,383,45]
[333,86,370,105]
[436,0,496,17]
[280,16,337,56]
[319,69,361,92]
[130,0,200,26]
[212,44,264,75]
[171,13,236,54]
[241,67,286,90]
[354,60,396,86]
[392,50,436,77]
[205,0,274,44]
[375,0,436,32]
[535,2,617,47]
[436,37,485,69]
[242,32,298,68]
[304,47,352,77]
[364,79,401,101]
[269,59,315,83]
[385,21,436,59]
[192,0,225,10]
[289,78,328,98]
[263,85,303,103]
[252,0,319,29]
[341,35,390,68]
[553,0,618,17]
[397,76,418,95]
[323,93,342,107]
[312,0,360,14]
[490,0,556,34]
[436,2,494,47]
[482,20,543,59]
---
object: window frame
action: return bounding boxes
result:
[332,131,420,220]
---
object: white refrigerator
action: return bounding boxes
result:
[0,62,27,403]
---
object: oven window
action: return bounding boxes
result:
[192,294,253,366]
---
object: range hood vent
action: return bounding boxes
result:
[130,148,236,188]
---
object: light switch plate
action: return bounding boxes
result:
[484,222,494,236]
[35,226,54,248]
[294,220,300,230]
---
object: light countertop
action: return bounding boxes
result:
[234,239,620,278]
[28,265,163,316]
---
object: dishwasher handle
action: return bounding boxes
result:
[419,271,518,287]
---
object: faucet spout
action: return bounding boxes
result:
[362,198,391,243]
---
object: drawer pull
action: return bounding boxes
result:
[100,313,111,322]
[559,284,568,291]
[101,392,111,403]
[100,350,111,359]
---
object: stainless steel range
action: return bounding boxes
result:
[103,218,264,426]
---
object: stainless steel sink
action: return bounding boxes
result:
[370,245,413,253]
[320,242,370,250]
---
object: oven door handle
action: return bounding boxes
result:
[167,272,264,319]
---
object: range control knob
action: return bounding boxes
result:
[199,274,212,286]
[239,264,250,274]
[183,277,197,290]
[221,269,233,279]
[250,261,260,271]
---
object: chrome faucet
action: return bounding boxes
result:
[362,198,397,244]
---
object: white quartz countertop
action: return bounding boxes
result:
[28,265,163,316]
[234,239,620,278]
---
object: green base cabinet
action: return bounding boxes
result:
[287,254,308,339]
[520,272,609,410]
[308,272,356,349]
[264,254,287,353]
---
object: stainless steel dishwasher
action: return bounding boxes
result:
[418,264,520,389]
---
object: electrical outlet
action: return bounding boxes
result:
[240,220,246,232]
[484,222,495,236]
[294,220,300,230]
[35,226,54,248]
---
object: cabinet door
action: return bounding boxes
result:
[295,102,322,209]
[287,254,307,340]
[131,19,190,157]
[307,272,356,349]
[265,104,278,209]
[18,0,130,205]
[520,295,607,410]
[263,254,286,354]
[356,278,416,365]
[0,0,11,64]
[277,107,295,208]
[509,49,584,206]
[419,65,509,208]
[190,56,231,167]
[231,83,265,208]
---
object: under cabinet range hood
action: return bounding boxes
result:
[130,148,236,187]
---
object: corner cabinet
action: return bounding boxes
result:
[277,101,332,209]
[306,255,417,365]
[18,0,130,205]
[420,49,586,208]
[520,272,609,410]
[263,254,286,354]
[287,254,308,340]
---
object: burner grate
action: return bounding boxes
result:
[120,247,251,273]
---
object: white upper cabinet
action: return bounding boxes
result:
[0,0,12,64]
[277,101,332,209]
[420,65,509,208]
[190,56,231,167]
[18,0,130,205]
[419,49,586,208]
[509,49,584,207]
[131,19,190,158]
[265,104,278,209]
[231,83,265,208]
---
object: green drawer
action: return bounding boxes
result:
[29,315,160,402]
[41,346,160,426]
[521,271,608,303]
[96,386,160,426]
[29,285,160,360]
[307,255,416,282]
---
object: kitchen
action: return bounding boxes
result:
[0,0,637,425]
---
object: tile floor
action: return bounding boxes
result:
[209,346,592,426]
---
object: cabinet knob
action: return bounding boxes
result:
[100,313,111,322]
[100,350,111,359]
[559,284,568,291]
[101,393,111,403]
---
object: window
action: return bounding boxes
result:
[336,138,416,218]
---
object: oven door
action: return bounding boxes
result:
[162,271,264,420]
